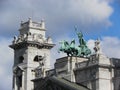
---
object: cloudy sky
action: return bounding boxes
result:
[0,0,120,90]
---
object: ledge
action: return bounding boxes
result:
[9,41,55,50]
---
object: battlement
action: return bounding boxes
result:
[20,18,45,30]
[10,18,54,49]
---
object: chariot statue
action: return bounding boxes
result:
[59,28,91,57]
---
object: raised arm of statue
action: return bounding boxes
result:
[74,26,83,44]
[76,32,85,46]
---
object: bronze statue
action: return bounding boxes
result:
[59,40,71,56]
[59,28,91,57]
[76,32,86,46]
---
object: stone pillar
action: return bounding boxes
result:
[111,68,114,90]
[41,20,45,29]
[14,75,17,90]
[22,71,24,90]
[98,54,113,90]
[12,76,14,90]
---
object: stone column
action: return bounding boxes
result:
[69,57,76,82]
[14,75,17,90]
[22,71,24,90]
[12,76,15,90]
[111,68,114,90]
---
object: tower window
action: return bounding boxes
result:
[34,55,43,62]
[19,56,24,63]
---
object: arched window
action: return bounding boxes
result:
[34,55,43,62]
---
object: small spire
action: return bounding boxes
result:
[28,17,32,21]
[41,18,44,22]
[41,19,45,29]
[20,20,24,26]
[28,17,32,27]
[28,17,32,23]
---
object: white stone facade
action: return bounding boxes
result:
[55,57,88,82]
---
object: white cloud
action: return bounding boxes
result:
[101,37,120,58]
[87,39,95,53]
[68,0,113,25]
[0,0,113,37]
[87,36,120,58]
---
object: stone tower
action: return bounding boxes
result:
[9,18,54,90]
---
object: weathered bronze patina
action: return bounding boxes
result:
[59,28,91,57]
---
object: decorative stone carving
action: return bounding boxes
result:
[12,36,17,44]
[47,37,53,44]
[34,54,47,78]
[94,38,101,55]
[17,35,22,42]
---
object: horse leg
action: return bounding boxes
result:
[67,52,69,56]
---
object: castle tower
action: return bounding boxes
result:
[9,18,55,90]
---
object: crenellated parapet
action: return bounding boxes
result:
[10,18,55,50]
[20,18,45,31]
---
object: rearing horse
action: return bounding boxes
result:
[70,39,81,56]
[59,40,71,56]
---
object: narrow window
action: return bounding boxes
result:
[19,56,24,63]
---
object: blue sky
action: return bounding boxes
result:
[0,0,120,90]
[100,2,120,37]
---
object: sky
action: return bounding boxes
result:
[0,0,120,90]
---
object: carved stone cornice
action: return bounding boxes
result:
[9,41,55,50]
[74,63,114,72]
